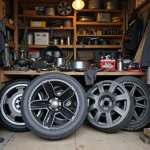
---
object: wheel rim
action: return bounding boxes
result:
[1,84,28,126]
[28,79,79,130]
[87,81,131,128]
[121,82,149,125]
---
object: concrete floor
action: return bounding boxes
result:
[0,124,149,150]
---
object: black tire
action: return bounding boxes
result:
[0,79,30,132]
[115,76,150,131]
[87,81,134,133]
[21,73,87,140]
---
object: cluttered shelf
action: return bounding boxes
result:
[77,35,123,37]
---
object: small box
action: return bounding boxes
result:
[144,128,150,138]
[97,13,111,22]
[30,21,46,28]
[23,10,37,15]
[28,50,40,58]
[34,32,49,45]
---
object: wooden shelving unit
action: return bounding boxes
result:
[18,27,74,30]
[77,35,123,37]
[76,9,122,13]
[26,45,74,49]
[76,22,123,26]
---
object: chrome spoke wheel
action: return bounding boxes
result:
[87,81,133,133]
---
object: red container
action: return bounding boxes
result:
[100,60,116,70]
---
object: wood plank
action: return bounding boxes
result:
[77,9,123,13]
[24,45,74,49]
[1,71,146,76]
[76,45,121,49]
[18,27,74,30]
[18,15,74,19]
[5,22,15,30]
[76,22,123,26]
[8,42,15,48]
[77,35,123,37]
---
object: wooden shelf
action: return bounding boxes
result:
[18,15,74,19]
[5,22,15,30]
[8,42,15,48]
[26,45,74,49]
[76,45,121,49]
[129,0,149,15]
[77,35,123,37]
[1,70,146,76]
[77,9,123,13]
[18,27,74,30]
[76,22,123,26]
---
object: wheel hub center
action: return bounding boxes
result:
[51,100,59,108]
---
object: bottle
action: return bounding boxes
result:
[66,35,71,45]
[118,55,123,71]
[26,32,33,45]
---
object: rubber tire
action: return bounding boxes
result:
[87,81,134,133]
[21,73,87,140]
[0,79,30,132]
[115,76,150,131]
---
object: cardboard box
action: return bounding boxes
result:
[23,10,37,15]
[0,0,5,19]
[144,128,150,138]
[34,32,49,45]
[30,21,46,28]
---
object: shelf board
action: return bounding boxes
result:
[26,45,74,49]
[76,45,121,49]
[5,22,15,30]
[18,27,74,30]
[76,9,123,13]
[76,22,123,26]
[129,0,149,15]
[18,15,74,19]
[77,35,123,37]
[8,42,15,48]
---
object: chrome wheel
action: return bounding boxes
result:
[87,81,133,133]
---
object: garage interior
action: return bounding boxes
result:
[0,0,150,149]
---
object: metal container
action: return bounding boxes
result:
[54,57,65,67]
[66,35,71,45]
[88,0,103,9]
[117,57,123,71]
[52,38,59,45]
[106,1,119,10]
[97,13,111,22]
[45,6,55,16]
[71,60,90,71]
[26,32,33,45]
[60,38,64,45]
[64,20,72,27]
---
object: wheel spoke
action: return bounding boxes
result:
[133,111,140,121]
[43,110,55,129]
[108,82,117,94]
[42,81,55,99]
[59,87,74,102]
[97,84,104,94]
[130,84,137,96]
[29,100,48,110]
[135,96,147,102]
[113,106,124,116]
[93,111,102,123]
[59,107,74,120]
[135,103,148,109]
[88,103,97,112]
[87,93,99,101]
[106,112,113,125]
[115,94,128,101]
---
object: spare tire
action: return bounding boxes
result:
[21,73,87,140]
[115,76,150,131]
[0,79,30,132]
[87,80,134,133]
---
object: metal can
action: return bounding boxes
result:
[26,32,33,45]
